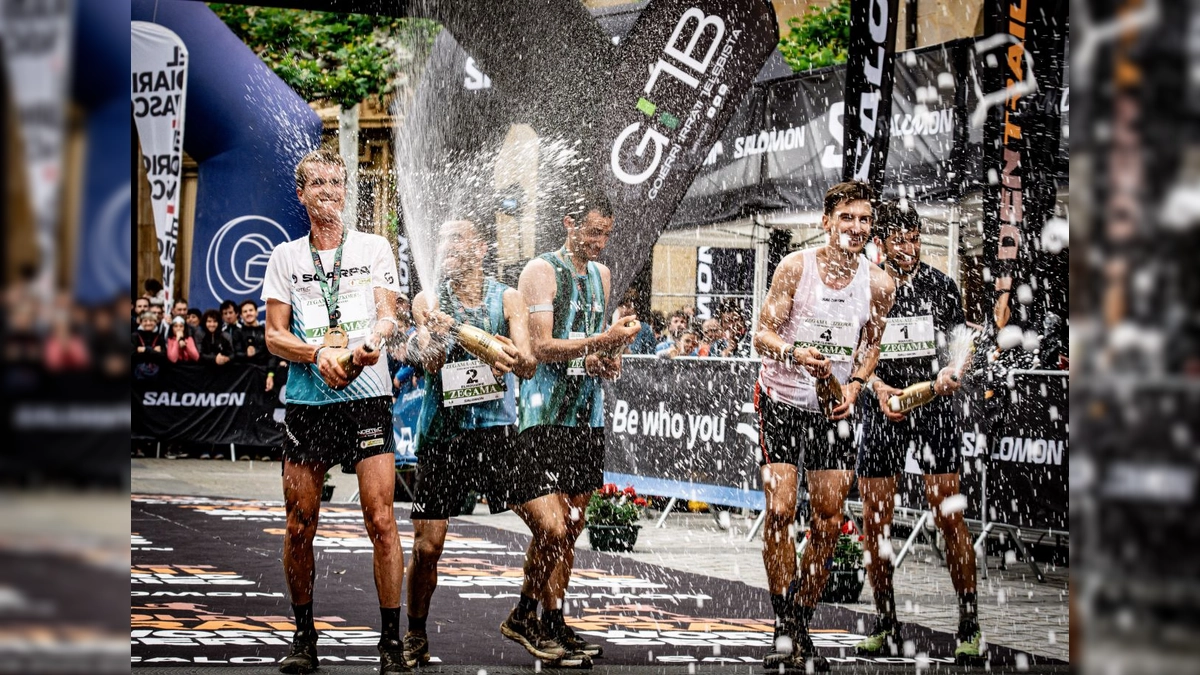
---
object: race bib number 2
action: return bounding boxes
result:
[441,359,505,407]
[567,331,587,376]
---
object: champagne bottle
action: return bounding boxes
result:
[453,323,510,368]
[815,375,844,416]
[332,339,377,390]
[888,381,937,413]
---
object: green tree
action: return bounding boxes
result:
[778,0,851,73]
[209,4,440,227]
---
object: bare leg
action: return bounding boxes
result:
[406,519,448,620]
[859,475,898,620]
[356,453,404,608]
[760,463,800,595]
[925,473,977,596]
[543,492,591,611]
[282,459,330,606]
[513,493,571,607]
[796,469,854,607]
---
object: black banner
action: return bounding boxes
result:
[596,0,777,299]
[695,246,754,320]
[980,0,1068,333]
[987,371,1068,531]
[602,357,763,509]
[132,364,285,446]
[842,0,900,189]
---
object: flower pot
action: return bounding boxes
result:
[586,524,640,552]
[821,568,865,604]
[321,484,335,502]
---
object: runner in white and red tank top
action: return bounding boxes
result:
[751,181,896,673]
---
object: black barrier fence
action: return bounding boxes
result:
[132,357,1068,535]
[132,363,286,447]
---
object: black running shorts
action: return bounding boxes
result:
[857,393,962,478]
[282,397,394,468]
[755,382,857,471]
[506,425,605,506]
[411,425,516,520]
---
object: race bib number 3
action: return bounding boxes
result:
[880,315,936,359]
[567,331,587,376]
[792,318,855,362]
[441,359,505,407]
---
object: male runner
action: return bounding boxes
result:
[263,147,406,674]
[752,181,895,671]
[402,218,536,667]
[502,191,641,668]
[853,201,983,662]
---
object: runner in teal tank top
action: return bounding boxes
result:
[500,192,642,666]
[404,219,536,667]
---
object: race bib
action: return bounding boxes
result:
[441,359,505,408]
[299,281,372,345]
[567,331,587,376]
[792,317,856,362]
[879,315,936,359]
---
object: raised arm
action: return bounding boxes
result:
[502,288,537,380]
[517,258,636,363]
[411,291,450,375]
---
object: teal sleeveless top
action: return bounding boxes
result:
[416,278,517,450]
[518,250,606,430]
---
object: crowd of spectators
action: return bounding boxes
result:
[646,300,753,360]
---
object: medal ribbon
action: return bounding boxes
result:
[309,228,347,329]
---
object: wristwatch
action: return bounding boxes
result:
[848,376,867,387]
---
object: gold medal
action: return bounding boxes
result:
[323,326,349,349]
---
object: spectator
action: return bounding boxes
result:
[713,302,752,358]
[185,307,204,341]
[143,277,166,305]
[149,299,169,340]
[198,309,233,366]
[657,327,700,359]
[45,310,89,372]
[170,298,189,322]
[167,316,200,363]
[697,318,722,357]
[133,311,166,378]
[655,309,689,353]
[234,299,275,391]
[648,310,667,343]
[132,296,150,331]
[92,303,127,379]
[219,299,242,344]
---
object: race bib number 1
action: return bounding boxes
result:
[567,331,587,376]
[792,318,856,362]
[879,315,936,359]
[441,359,505,407]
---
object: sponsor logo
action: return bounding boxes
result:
[142,392,247,407]
[360,438,384,449]
[844,0,895,182]
[206,215,290,301]
[299,266,371,283]
[358,426,384,437]
[611,399,726,450]
[463,57,492,90]
[992,436,1066,466]
[609,7,735,199]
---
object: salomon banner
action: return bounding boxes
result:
[987,371,1068,531]
[980,0,1068,333]
[0,0,74,293]
[132,364,285,447]
[596,0,777,300]
[132,21,188,301]
[695,246,754,321]
[602,356,764,509]
[842,0,899,189]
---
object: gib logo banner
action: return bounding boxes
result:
[596,0,776,298]
[0,0,74,291]
[842,0,899,189]
[132,21,188,302]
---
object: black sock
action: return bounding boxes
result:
[380,606,401,643]
[542,607,564,630]
[408,614,426,634]
[517,593,538,615]
[797,604,815,629]
[958,591,979,637]
[293,602,315,637]
[874,587,897,628]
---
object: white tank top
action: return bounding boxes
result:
[757,247,874,412]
